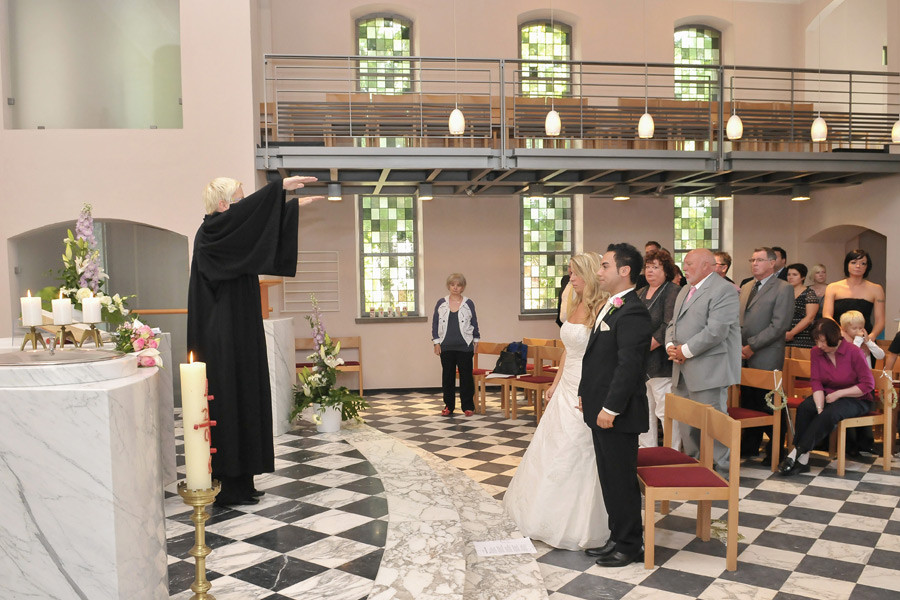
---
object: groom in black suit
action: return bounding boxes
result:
[579,243,652,567]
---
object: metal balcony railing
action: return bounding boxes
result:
[261,55,900,154]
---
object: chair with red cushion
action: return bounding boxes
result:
[464,341,507,414]
[638,395,741,571]
[783,358,811,450]
[507,345,564,422]
[728,367,783,472]
[833,369,894,476]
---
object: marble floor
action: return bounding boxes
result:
[165,391,900,600]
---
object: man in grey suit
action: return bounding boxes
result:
[738,247,795,458]
[665,249,742,470]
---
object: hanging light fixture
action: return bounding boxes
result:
[417,183,434,201]
[613,183,630,201]
[327,183,342,201]
[714,183,733,201]
[448,0,465,135]
[544,0,561,136]
[791,184,811,202]
[638,0,654,139]
[892,117,900,143]
[726,0,743,140]
[810,13,827,142]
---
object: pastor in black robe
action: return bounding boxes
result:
[187,180,299,494]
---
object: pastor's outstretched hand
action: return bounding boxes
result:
[282,175,318,191]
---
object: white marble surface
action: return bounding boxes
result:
[264,317,295,436]
[0,335,176,486]
[339,425,548,600]
[0,367,168,600]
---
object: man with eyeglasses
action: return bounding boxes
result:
[738,247,794,461]
[713,251,739,288]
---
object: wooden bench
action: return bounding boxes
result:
[295,336,364,396]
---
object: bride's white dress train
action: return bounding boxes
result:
[502,321,609,550]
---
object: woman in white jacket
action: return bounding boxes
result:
[432,273,481,416]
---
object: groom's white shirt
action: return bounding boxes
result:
[592,287,633,416]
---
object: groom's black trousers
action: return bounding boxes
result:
[592,428,643,555]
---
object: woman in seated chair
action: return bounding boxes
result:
[778,318,875,476]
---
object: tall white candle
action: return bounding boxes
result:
[51,293,73,325]
[180,354,212,490]
[82,295,102,324]
[20,291,42,327]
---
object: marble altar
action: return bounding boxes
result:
[264,317,295,435]
[0,350,168,599]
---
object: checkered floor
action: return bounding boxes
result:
[167,390,900,600]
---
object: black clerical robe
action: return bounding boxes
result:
[187,181,299,479]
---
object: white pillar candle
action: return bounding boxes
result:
[180,354,212,490]
[51,294,73,325]
[20,291,42,327]
[82,296,102,324]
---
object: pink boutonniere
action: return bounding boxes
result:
[607,296,624,316]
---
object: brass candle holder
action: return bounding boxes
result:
[56,324,79,349]
[83,323,103,347]
[177,480,221,600]
[20,326,47,351]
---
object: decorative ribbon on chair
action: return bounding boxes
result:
[880,369,898,409]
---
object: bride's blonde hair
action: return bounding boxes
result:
[568,251,609,327]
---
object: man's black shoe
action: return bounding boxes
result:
[595,550,643,567]
[777,457,810,476]
[584,540,616,557]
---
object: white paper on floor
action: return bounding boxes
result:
[472,537,537,557]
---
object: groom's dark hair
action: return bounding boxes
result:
[607,243,643,284]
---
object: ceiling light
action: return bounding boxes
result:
[791,185,810,202]
[726,113,743,140]
[810,116,827,142]
[529,182,546,197]
[327,183,342,201]
[545,109,561,136]
[613,184,630,201]
[417,183,434,201]
[892,118,900,143]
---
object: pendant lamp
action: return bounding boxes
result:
[726,0,743,140]
[449,0,465,135]
[449,108,466,135]
[637,0,654,139]
[545,109,561,136]
[544,0,561,136]
[726,113,743,140]
[892,118,900,144]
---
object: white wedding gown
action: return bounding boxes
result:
[502,321,610,550]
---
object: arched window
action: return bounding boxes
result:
[521,194,572,313]
[674,25,720,101]
[519,21,572,97]
[356,15,412,94]
[673,196,720,266]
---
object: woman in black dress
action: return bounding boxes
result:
[785,263,819,349]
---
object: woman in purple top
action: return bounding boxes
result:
[778,318,875,476]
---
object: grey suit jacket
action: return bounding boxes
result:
[665,273,742,393]
[738,276,794,371]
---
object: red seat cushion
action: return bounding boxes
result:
[638,465,727,487]
[787,396,804,409]
[472,368,489,375]
[543,366,558,374]
[517,375,554,384]
[340,361,360,366]
[728,407,771,420]
[637,447,699,467]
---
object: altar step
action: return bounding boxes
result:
[340,424,548,600]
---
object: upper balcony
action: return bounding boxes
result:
[257,55,900,198]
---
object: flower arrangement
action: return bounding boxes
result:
[39,203,132,326]
[114,318,163,368]
[292,296,367,423]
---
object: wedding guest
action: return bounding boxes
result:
[785,263,819,349]
[634,241,662,290]
[808,263,828,307]
[779,319,875,476]
[839,310,885,365]
[714,251,736,285]
[822,249,885,455]
[188,175,322,507]
[673,265,685,286]
[637,248,679,448]
[432,273,480,417]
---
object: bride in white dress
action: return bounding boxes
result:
[503,252,610,550]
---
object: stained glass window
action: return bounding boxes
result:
[520,22,572,97]
[360,196,418,316]
[357,16,412,94]
[673,196,720,267]
[674,26,720,101]
[521,195,572,312]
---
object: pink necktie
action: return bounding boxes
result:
[686,285,697,302]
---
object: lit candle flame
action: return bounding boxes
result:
[27,290,32,297]
[58,290,64,299]
[189,351,194,364]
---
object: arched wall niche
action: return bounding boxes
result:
[8,218,189,375]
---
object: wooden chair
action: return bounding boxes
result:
[790,346,811,361]
[833,369,895,476]
[728,367,784,472]
[500,345,542,419]
[783,358,812,449]
[638,394,741,571]
[295,336,364,395]
[508,345,565,423]
[523,337,559,373]
[469,341,508,414]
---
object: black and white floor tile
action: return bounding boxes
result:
[167,391,900,600]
